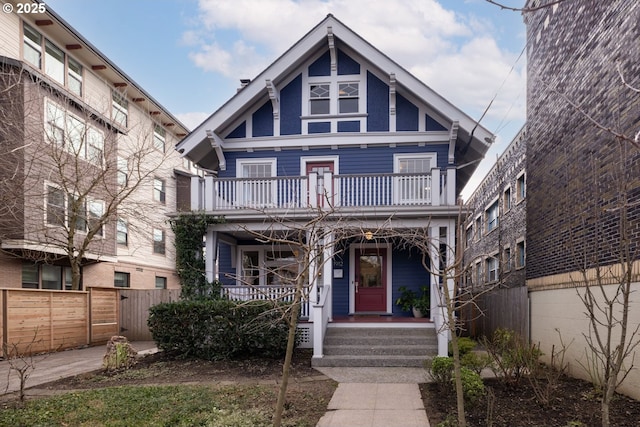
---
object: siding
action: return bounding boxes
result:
[252,101,273,137]
[366,71,389,132]
[391,248,430,316]
[0,11,20,59]
[280,74,302,135]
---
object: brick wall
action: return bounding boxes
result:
[463,127,527,289]
[525,0,640,280]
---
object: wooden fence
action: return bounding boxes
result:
[0,287,119,357]
[119,289,180,341]
[459,286,529,341]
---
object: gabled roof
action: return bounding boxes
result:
[176,14,494,187]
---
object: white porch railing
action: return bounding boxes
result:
[191,168,454,211]
[221,285,310,319]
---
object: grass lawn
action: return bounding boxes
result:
[0,383,321,427]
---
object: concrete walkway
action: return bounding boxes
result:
[315,367,431,427]
[0,341,157,397]
[1,344,432,426]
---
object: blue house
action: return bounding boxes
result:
[176,14,493,361]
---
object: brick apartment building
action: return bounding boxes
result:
[0,1,196,290]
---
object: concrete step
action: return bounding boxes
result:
[312,326,438,368]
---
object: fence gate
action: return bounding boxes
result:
[119,289,180,341]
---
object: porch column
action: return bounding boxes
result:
[190,176,202,210]
[308,172,318,208]
[430,225,448,357]
[446,168,456,206]
[323,231,334,322]
[431,169,441,206]
[205,229,217,283]
[204,175,215,211]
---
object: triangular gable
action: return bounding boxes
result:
[177,14,493,184]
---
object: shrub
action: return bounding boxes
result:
[482,328,543,385]
[459,367,485,404]
[461,351,493,375]
[449,336,477,356]
[148,299,290,360]
[427,356,454,389]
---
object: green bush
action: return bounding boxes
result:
[459,367,485,404]
[482,328,543,385]
[461,351,493,375]
[449,336,477,356]
[148,299,290,360]
[427,356,454,389]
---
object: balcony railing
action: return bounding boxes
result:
[191,169,455,212]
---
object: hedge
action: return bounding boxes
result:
[148,299,290,360]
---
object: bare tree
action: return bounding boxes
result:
[0,60,173,289]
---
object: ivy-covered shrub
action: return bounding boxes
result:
[148,299,290,360]
[169,214,225,300]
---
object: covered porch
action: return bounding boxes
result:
[204,218,456,361]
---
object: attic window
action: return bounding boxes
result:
[310,84,330,114]
[338,82,359,113]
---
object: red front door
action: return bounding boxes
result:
[354,248,386,312]
[306,161,334,207]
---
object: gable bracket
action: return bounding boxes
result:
[389,73,396,115]
[205,130,227,171]
[327,26,337,72]
[265,79,280,119]
[448,121,459,164]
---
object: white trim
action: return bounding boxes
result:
[348,242,392,314]
[392,152,437,173]
[300,155,340,175]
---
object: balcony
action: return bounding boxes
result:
[190,169,456,214]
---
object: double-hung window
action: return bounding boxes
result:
[486,200,499,232]
[309,84,330,115]
[486,256,499,282]
[238,159,276,207]
[44,39,65,85]
[46,185,65,226]
[88,200,104,237]
[394,154,435,204]
[153,125,166,152]
[117,218,128,246]
[153,228,165,255]
[153,178,166,203]
[23,23,42,68]
[112,91,128,127]
[338,82,359,113]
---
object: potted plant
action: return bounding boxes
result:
[396,286,430,318]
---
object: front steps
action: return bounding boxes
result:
[311,325,438,367]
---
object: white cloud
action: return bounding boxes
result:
[175,112,210,131]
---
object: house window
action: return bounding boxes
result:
[22,263,39,289]
[86,127,104,165]
[117,218,128,246]
[153,125,166,152]
[67,194,87,232]
[117,157,128,186]
[238,159,276,207]
[153,228,165,255]
[112,91,128,127]
[44,39,65,85]
[516,240,526,268]
[68,57,83,97]
[516,172,526,202]
[88,200,104,237]
[155,276,167,289]
[241,250,260,286]
[46,185,65,226]
[23,23,42,68]
[465,226,473,249]
[338,82,359,113]
[394,153,435,204]
[486,200,499,232]
[474,216,482,240]
[153,178,166,203]
[504,246,512,272]
[309,84,330,115]
[486,256,498,283]
[114,272,130,288]
[475,261,482,285]
[503,187,511,212]
[45,99,103,164]
[265,250,299,286]
[42,264,63,290]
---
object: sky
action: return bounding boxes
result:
[45,0,528,200]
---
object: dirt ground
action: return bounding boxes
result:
[421,373,640,427]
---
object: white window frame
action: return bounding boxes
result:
[153,125,166,152]
[88,199,105,237]
[117,218,128,246]
[112,91,128,127]
[45,182,65,227]
[236,158,277,207]
[485,198,499,233]
[486,254,499,283]
[393,153,437,204]
[153,228,166,255]
[237,245,302,287]
[153,178,166,204]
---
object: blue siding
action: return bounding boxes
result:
[391,247,430,316]
[366,71,389,132]
[226,121,246,139]
[396,93,419,131]
[337,120,360,132]
[309,122,331,134]
[218,242,236,286]
[426,114,448,131]
[309,51,331,76]
[218,144,451,179]
[280,74,302,135]
[337,49,360,75]
[252,101,274,137]
[332,253,350,316]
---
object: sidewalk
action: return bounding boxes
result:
[0,341,157,397]
[315,367,431,427]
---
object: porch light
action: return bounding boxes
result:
[364,231,373,240]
